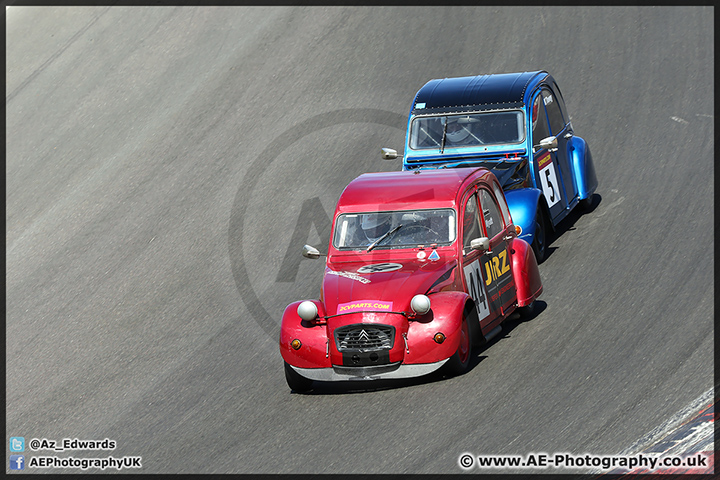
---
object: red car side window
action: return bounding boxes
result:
[492,182,512,226]
[462,193,481,255]
[478,188,504,240]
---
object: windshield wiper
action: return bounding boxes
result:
[440,120,448,153]
[366,224,403,252]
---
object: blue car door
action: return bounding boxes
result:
[531,91,568,223]
[542,87,578,209]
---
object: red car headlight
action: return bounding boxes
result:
[297,301,318,321]
[410,294,431,315]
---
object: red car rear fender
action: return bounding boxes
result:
[510,238,543,306]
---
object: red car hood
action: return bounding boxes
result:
[322,253,455,316]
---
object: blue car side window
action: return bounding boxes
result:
[550,82,569,127]
[531,94,551,148]
[542,89,565,136]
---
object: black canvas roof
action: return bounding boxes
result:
[412,71,547,114]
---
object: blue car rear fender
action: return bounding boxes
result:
[569,135,598,201]
[504,188,544,245]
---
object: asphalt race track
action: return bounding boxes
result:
[6,6,714,474]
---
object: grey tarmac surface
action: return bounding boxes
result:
[6,6,714,474]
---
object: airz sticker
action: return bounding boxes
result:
[483,248,510,286]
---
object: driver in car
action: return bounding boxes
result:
[360,213,394,245]
[445,116,484,146]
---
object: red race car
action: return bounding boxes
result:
[280,167,542,392]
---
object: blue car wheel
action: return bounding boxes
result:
[579,194,594,212]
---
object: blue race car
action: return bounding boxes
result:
[382,71,598,262]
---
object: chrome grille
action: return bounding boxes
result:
[334,324,395,352]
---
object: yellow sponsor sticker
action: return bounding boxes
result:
[537,152,552,170]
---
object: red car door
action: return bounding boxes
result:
[477,187,517,318]
[461,188,503,332]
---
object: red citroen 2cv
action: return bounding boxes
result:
[280,167,542,392]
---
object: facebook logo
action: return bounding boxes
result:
[9,437,25,452]
[9,455,24,470]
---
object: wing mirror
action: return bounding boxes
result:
[535,136,558,152]
[470,237,490,252]
[381,147,402,160]
[302,245,325,259]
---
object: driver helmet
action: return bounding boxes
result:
[445,117,471,143]
[360,213,393,242]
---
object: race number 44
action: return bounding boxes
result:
[463,260,490,321]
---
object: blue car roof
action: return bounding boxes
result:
[411,71,548,115]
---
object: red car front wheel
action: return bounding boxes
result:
[284,361,313,393]
[444,316,471,375]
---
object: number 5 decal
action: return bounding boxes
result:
[539,162,561,207]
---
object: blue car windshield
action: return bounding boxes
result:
[409,111,525,151]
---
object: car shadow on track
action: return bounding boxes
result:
[291,301,548,395]
[495,300,547,340]
[300,372,451,395]
[542,193,602,263]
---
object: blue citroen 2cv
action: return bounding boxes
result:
[382,71,598,262]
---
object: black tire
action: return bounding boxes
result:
[444,316,471,376]
[284,361,313,393]
[531,206,548,264]
[517,300,535,319]
[579,194,594,212]
[465,303,482,348]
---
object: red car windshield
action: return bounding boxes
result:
[333,209,456,250]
